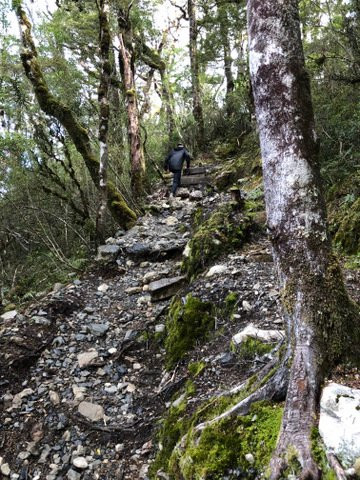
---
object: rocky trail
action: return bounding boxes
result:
[1,174,360,480]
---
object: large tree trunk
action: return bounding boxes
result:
[188,0,205,152]
[117,8,145,198]
[247,0,359,477]
[96,0,111,243]
[14,2,136,230]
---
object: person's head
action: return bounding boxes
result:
[177,142,184,148]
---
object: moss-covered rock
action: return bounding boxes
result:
[165,295,215,369]
[169,401,283,480]
[232,337,274,362]
[182,201,253,279]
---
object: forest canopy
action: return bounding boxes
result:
[0,0,359,304]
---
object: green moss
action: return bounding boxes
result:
[182,201,253,278]
[188,361,206,378]
[224,292,238,318]
[150,377,275,479]
[235,337,274,362]
[169,401,283,480]
[165,295,215,369]
[311,427,337,479]
[149,399,189,478]
[4,303,17,312]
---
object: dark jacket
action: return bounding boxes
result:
[164,146,191,172]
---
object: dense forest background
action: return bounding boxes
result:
[0,0,359,308]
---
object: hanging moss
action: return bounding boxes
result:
[182,201,253,279]
[169,401,283,480]
[165,295,215,369]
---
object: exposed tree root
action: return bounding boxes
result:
[175,353,290,452]
[327,454,347,480]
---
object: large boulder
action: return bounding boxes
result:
[319,383,360,467]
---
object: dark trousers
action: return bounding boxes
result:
[171,170,182,195]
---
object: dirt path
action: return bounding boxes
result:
[1,185,359,480]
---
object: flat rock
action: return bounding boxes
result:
[12,388,34,408]
[0,310,17,321]
[319,383,360,467]
[206,265,227,277]
[148,276,187,301]
[96,244,121,261]
[165,216,178,226]
[232,324,285,345]
[97,283,109,292]
[88,323,109,336]
[189,190,203,200]
[77,350,99,368]
[78,401,104,422]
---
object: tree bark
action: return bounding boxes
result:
[247,0,360,477]
[117,8,145,198]
[188,0,205,152]
[14,2,136,230]
[96,0,111,243]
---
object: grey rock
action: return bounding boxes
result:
[72,457,88,469]
[206,265,227,277]
[148,276,187,301]
[319,383,360,467]
[189,190,204,200]
[0,310,17,321]
[88,323,109,336]
[232,324,285,346]
[96,244,121,261]
[78,401,104,422]
[67,469,81,480]
[77,350,99,368]
[155,324,165,334]
[0,464,11,476]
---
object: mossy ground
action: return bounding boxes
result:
[161,401,282,480]
[165,295,215,369]
[182,201,254,278]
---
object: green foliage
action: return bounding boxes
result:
[165,295,215,369]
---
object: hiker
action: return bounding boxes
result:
[164,143,191,196]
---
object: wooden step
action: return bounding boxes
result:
[179,175,210,186]
[148,276,187,301]
[187,166,206,175]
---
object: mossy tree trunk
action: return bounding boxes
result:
[13,2,136,230]
[96,0,111,243]
[117,6,146,198]
[188,0,205,152]
[248,0,360,477]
